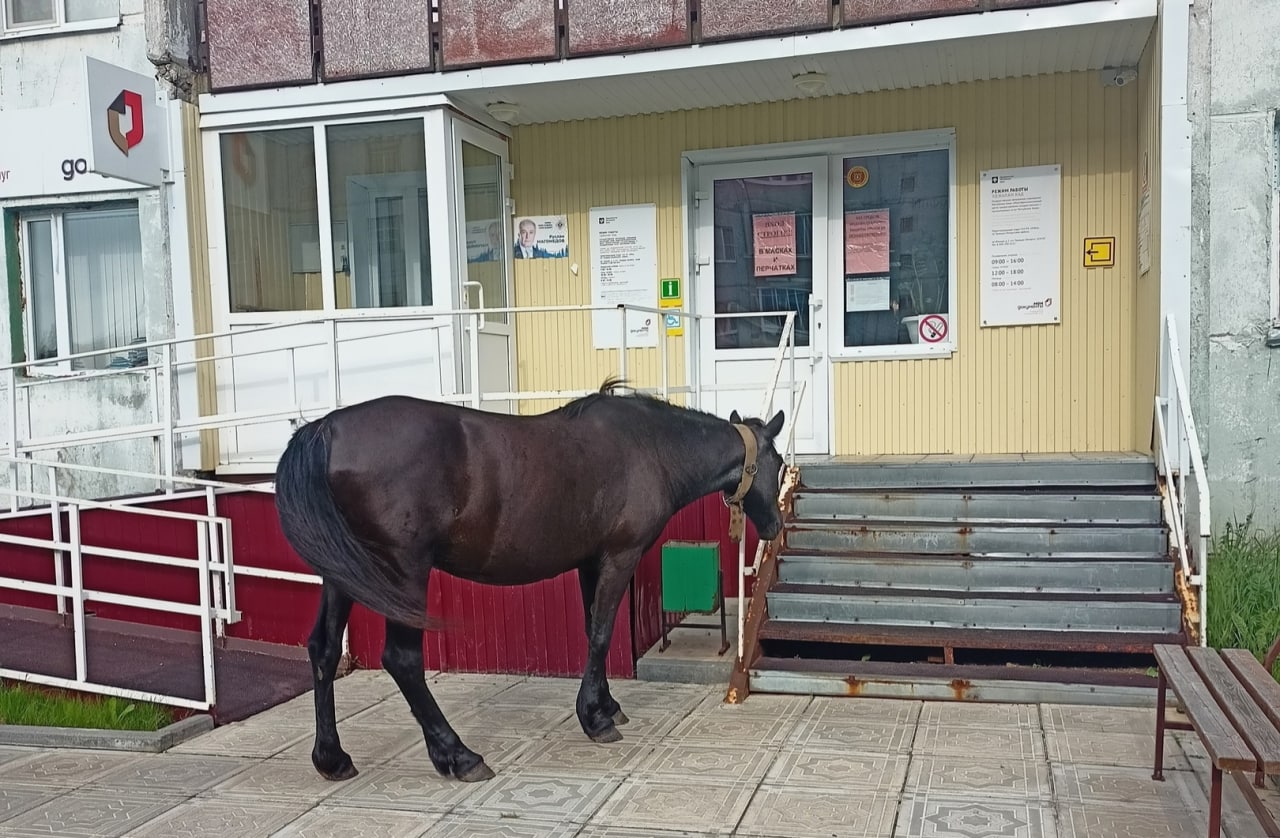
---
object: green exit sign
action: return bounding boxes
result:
[660,278,681,300]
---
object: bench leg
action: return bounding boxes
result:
[1153,668,1168,782]
[1209,766,1222,838]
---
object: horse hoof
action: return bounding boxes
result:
[315,757,359,782]
[612,709,630,726]
[589,724,624,744]
[456,760,496,783]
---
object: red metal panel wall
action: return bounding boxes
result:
[320,0,433,81]
[843,0,980,26]
[566,0,688,56]
[0,513,61,613]
[698,0,830,42]
[438,0,559,69]
[206,0,315,91]
[0,490,738,680]
[75,499,209,633]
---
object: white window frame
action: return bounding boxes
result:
[1271,111,1279,327]
[19,204,143,377]
[1,0,120,39]
[685,127,958,362]
[207,110,453,329]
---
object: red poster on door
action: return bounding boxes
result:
[845,209,890,275]
[752,212,797,277]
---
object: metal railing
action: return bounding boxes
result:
[0,301,805,499]
[0,457,237,710]
[0,300,805,708]
[1152,314,1210,646]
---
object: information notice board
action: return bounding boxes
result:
[979,164,1062,327]
[590,203,659,349]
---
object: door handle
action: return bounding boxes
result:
[808,295,823,363]
[463,281,486,331]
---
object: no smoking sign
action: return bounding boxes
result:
[919,314,948,344]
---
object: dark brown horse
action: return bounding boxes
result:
[274,378,785,783]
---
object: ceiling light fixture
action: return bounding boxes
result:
[485,101,520,123]
[792,71,828,96]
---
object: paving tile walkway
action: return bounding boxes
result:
[0,670,1268,837]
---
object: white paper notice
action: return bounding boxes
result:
[845,276,891,312]
[590,204,659,349]
[979,164,1062,327]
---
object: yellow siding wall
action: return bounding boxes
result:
[180,99,219,470]
[512,70,1144,454]
[1133,21,1163,455]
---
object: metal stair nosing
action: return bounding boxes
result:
[747,655,1164,706]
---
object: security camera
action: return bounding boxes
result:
[1101,67,1139,88]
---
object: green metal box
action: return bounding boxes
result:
[661,541,721,613]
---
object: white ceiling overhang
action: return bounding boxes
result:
[199,0,1157,129]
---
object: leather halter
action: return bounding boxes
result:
[724,424,759,543]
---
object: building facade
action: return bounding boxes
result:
[1188,0,1280,531]
[0,0,199,499]
[189,0,1188,473]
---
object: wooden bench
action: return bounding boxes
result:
[1153,634,1280,837]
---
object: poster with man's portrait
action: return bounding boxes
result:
[513,215,569,259]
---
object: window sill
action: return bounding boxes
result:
[1,16,121,41]
[830,344,956,362]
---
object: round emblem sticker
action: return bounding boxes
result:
[846,166,869,189]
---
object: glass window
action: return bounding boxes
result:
[711,173,813,350]
[840,149,950,349]
[3,0,117,31]
[6,0,54,26]
[64,0,116,22]
[22,205,145,372]
[326,119,430,309]
[221,128,321,313]
[459,140,508,324]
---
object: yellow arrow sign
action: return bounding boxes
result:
[1083,236,1115,268]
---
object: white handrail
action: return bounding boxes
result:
[0,479,232,710]
[1153,314,1210,646]
[0,299,810,689]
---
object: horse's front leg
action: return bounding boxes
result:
[382,619,495,782]
[577,560,627,727]
[308,582,356,780]
[577,548,641,743]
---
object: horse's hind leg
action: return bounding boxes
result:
[382,619,494,782]
[308,581,356,780]
[577,548,641,744]
[577,560,627,726]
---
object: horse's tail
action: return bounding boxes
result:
[274,417,434,629]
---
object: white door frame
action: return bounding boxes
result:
[692,155,832,455]
[449,116,516,412]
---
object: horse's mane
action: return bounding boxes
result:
[556,376,716,422]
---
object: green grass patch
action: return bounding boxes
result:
[0,680,176,732]
[1206,516,1280,678]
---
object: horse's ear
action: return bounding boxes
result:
[764,410,785,439]
[729,409,742,424]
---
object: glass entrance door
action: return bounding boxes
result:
[695,157,830,455]
[452,119,515,413]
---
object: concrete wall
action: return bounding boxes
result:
[1189,0,1280,531]
[0,0,196,501]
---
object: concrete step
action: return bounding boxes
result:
[784,521,1168,557]
[765,583,1184,633]
[747,656,1160,706]
[799,458,1155,490]
[775,554,1175,595]
[791,490,1162,525]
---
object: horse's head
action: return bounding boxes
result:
[728,408,786,541]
